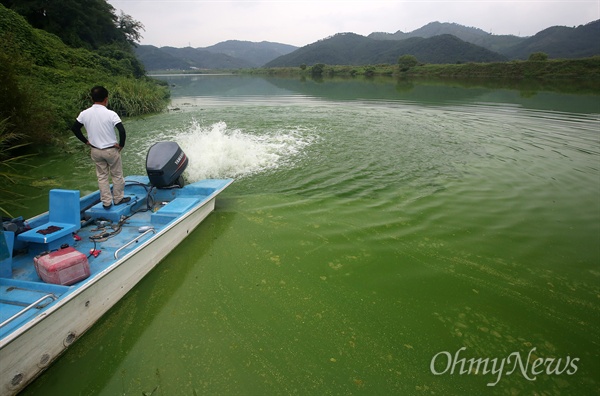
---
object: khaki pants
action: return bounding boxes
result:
[90,147,125,206]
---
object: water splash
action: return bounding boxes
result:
[160,120,313,182]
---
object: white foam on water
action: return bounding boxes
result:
[159,120,314,182]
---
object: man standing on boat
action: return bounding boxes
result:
[71,86,131,210]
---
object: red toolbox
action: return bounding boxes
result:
[34,247,90,285]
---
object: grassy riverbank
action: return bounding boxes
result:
[1,5,170,149]
[1,5,169,215]
[236,57,600,92]
[241,57,600,79]
[152,57,600,94]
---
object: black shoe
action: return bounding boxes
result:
[115,197,131,205]
[103,204,112,210]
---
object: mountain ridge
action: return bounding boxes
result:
[264,33,508,67]
[135,20,600,70]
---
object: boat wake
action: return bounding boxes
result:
[150,120,313,182]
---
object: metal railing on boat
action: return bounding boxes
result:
[0,293,58,329]
[114,228,157,259]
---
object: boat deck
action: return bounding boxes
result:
[0,176,230,342]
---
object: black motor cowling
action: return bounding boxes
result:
[146,142,189,188]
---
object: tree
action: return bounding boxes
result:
[528,52,548,61]
[311,63,325,76]
[364,66,376,77]
[0,0,143,50]
[398,54,418,71]
[117,11,145,46]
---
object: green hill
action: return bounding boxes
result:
[504,20,600,59]
[369,22,524,55]
[135,41,298,71]
[0,4,168,147]
[134,45,191,71]
[369,20,600,60]
[204,40,298,67]
[132,20,599,71]
[160,46,251,69]
[265,32,507,67]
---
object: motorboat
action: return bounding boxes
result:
[0,142,232,395]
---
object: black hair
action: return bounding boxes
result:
[91,86,109,102]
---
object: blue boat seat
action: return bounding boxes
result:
[0,231,14,278]
[17,189,81,250]
[151,198,200,225]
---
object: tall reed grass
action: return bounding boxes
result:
[76,78,170,117]
[0,117,34,217]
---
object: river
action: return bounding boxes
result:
[14,75,600,395]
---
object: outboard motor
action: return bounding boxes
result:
[146,142,189,188]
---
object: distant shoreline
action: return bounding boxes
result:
[148,57,600,94]
[149,57,600,80]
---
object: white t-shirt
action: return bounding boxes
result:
[76,104,122,149]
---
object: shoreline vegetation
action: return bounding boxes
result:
[0,5,170,147]
[151,56,600,95]
[1,4,170,215]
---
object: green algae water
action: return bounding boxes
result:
[14,76,600,395]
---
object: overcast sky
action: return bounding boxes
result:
[106,0,599,48]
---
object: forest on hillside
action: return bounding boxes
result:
[0,1,169,210]
[0,1,168,148]
[135,20,600,71]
